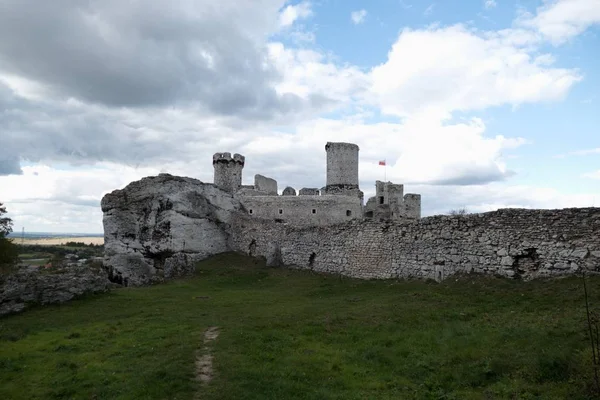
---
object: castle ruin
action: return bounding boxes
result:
[212,142,421,226]
[101,142,600,287]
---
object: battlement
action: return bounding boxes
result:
[212,152,245,166]
[213,152,245,193]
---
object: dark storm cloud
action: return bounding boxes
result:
[0,83,203,174]
[0,0,311,118]
[430,169,516,185]
[0,156,22,176]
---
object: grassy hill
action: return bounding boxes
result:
[1,253,599,399]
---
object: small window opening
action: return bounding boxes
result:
[278,209,283,214]
[346,210,352,217]
[312,209,316,214]
[379,196,384,204]
[249,209,253,214]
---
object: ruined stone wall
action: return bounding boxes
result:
[254,174,277,195]
[238,195,362,227]
[403,194,421,219]
[231,208,600,280]
[365,182,421,220]
[1,264,111,316]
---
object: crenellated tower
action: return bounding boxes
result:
[213,152,245,193]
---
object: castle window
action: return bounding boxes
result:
[249,209,253,214]
[379,196,384,204]
[346,210,352,217]
[312,209,316,214]
[279,209,283,214]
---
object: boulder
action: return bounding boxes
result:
[101,174,243,286]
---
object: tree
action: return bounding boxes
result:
[0,202,18,269]
[448,207,469,216]
[0,202,13,235]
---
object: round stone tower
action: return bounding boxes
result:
[213,152,245,193]
[325,142,359,187]
[324,142,362,200]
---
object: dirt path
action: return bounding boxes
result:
[194,326,220,398]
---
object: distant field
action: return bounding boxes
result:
[15,237,104,246]
[1,253,600,399]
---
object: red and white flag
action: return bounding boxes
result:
[378,160,386,166]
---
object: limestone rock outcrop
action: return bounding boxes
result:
[101,174,243,286]
[0,264,111,317]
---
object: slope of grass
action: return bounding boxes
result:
[1,253,599,399]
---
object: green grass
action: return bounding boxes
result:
[1,253,599,399]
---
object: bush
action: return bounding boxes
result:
[449,207,469,216]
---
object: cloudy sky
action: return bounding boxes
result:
[0,0,599,233]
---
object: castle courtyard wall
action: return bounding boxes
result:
[238,195,362,227]
[231,207,600,280]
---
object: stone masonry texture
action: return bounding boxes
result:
[102,175,600,286]
[231,207,600,281]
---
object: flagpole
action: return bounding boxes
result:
[384,160,386,182]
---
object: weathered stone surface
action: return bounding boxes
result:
[282,187,296,196]
[231,207,600,281]
[238,195,361,227]
[102,172,600,284]
[0,265,110,317]
[254,174,278,195]
[101,174,243,286]
[299,188,320,196]
[572,248,589,259]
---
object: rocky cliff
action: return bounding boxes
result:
[101,174,243,286]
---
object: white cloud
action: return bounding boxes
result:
[370,24,581,118]
[399,1,413,10]
[416,183,599,216]
[518,0,600,44]
[238,114,527,192]
[268,43,369,105]
[584,170,600,179]
[484,0,497,9]
[351,9,367,25]
[279,1,313,28]
[0,164,157,232]
[556,147,600,158]
[424,3,435,16]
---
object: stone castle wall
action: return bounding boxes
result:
[101,174,600,286]
[231,207,600,280]
[238,195,362,227]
